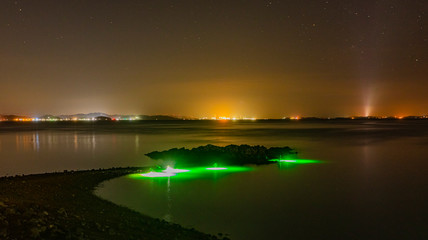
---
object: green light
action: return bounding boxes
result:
[206,163,228,170]
[136,166,191,178]
[279,160,297,163]
[162,166,190,173]
[129,165,253,180]
[206,167,227,170]
[140,172,176,177]
[270,159,322,164]
[188,166,252,173]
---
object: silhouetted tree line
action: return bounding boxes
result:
[145,144,296,166]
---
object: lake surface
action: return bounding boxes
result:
[1,120,428,239]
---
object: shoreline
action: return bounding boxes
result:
[0,167,221,240]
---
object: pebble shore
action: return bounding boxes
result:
[0,167,221,240]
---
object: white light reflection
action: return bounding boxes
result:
[140,172,176,177]
[162,166,190,173]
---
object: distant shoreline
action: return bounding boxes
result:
[0,167,220,240]
[1,112,428,122]
[1,117,428,123]
[1,119,427,135]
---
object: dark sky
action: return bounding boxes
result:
[1,0,427,118]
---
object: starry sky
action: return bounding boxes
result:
[0,0,427,118]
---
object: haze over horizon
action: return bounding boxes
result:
[1,1,427,118]
[1,111,428,119]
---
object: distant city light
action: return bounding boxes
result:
[202,116,257,120]
[1,114,428,122]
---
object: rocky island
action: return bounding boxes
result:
[145,144,296,167]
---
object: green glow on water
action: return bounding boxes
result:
[206,167,227,170]
[131,157,321,179]
[162,166,190,173]
[129,165,252,179]
[205,163,230,172]
[269,159,322,164]
[139,172,176,177]
[279,160,297,163]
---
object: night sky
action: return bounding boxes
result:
[1,0,427,118]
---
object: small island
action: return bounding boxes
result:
[145,144,296,167]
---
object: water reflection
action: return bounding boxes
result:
[47,134,53,150]
[74,132,78,151]
[0,130,154,175]
[135,134,139,153]
[273,159,322,170]
[33,132,40,152]
[92,133,96,153]
[15,133,37,152]
[2,121,428,239]
[363,144,371,166]
[2,120,428,176]
[164,176,173,222]
[277,161,297,170]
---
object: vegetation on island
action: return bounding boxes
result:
[145,144,296,167]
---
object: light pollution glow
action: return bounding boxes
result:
[1,1,426,118]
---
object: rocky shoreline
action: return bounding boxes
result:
[0,167,221,240]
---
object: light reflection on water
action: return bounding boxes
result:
[90,120,428,240]
[1,120,428,238]
[0,130,157,176]
[0,120,340,176]
[96,137,428,239]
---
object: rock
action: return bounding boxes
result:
[57,208,68,217]
[6,208,16,215]
[95,222,102,231]
[29,227,41,238]
[0,227,7,237]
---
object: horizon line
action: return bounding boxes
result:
[1,112,428,121]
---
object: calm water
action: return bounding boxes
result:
[1,120,428,239]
